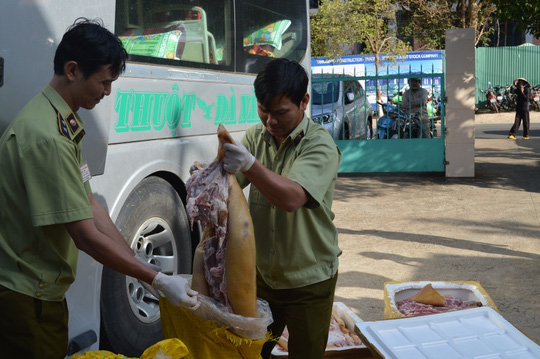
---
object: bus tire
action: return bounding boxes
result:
[99,176,193,356]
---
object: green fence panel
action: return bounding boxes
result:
[475,46,540,109]
[337,137,445,173]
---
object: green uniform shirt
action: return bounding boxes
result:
[0,85,93,301]
[238,114,342,289]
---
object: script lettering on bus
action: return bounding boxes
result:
[114,85,259,135]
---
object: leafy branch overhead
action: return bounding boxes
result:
[312,0,539,53]
[312,0,410,75]
[399,0,496,48]
[488,0,540,39]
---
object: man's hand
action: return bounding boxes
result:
[152,272,199,309]
[223,143,255,173]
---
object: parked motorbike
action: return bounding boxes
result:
[530,85,540,111]
[391,112,427,139]
[493,85,504,109]
[376,102,403,139]
[500,83,516,111]
[401,112,425,139]
[377,101,435,139]
[482,84,499,112]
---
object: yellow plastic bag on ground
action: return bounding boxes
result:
[160,296,272,359]
[70,338,188,359]
[141,338,189,358]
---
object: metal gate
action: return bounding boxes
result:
[311,66,446,173]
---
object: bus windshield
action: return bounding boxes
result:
[115,0,308,74]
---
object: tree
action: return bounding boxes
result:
[399,0,496,49]
[487,0,540,39]
[312,0,410,75]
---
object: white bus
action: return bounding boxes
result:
[0,0,310,356]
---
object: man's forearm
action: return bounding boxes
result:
[66,218,156,284]
[242,161,308,212]
[88,193,134,255]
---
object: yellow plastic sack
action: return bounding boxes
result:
[141,338,189,358]
[70,338,188,359]
[160,297,271,359]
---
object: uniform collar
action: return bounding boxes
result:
[42,84,85,141]
[262,114,308,148]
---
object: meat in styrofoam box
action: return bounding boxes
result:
[271,302,372,358]
[383,280,498,319]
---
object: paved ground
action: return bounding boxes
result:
[333,110,540,344]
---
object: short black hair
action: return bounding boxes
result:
[54,18,128,78]
[254,58,308,111]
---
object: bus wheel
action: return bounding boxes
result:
[100,176,192,356]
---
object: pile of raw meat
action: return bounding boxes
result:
[275,310,362,353]
[396,296,483,316]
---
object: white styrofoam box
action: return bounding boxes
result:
[384,281,498,319]
[271,302,369,358]
[356,307,540,359]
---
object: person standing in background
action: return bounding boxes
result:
[401,77,432,138]
[508,78,531,140]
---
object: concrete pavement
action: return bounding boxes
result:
[332,112,540,344]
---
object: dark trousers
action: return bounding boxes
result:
[258,273,338,359]
[509,110,530,137]
[0,285,69,358]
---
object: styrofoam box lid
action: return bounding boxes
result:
[356,307,540,359]
[271,302,367,357]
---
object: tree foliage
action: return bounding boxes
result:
[311,0,410,75]
[487,0,540,39]
[399,0,496,49]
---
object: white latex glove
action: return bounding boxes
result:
[152,272,199,309]
[222,142,255,173]
[135,256,161,298]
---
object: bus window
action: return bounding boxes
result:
[115,0,308,74]
[115,0,233,70]
[238,0,308,74]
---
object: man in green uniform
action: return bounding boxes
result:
[0,18,197,358]
[222,58,342,359]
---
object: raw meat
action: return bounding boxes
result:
[327,310,363,348]
[186,125,257,318]
[275,310,362,352]
[396,296,483,316]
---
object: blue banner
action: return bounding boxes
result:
[312,50,443,73]
[312,51,444,102]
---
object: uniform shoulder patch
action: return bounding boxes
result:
[57,112,70,139]
[293,129,305,147]
[66,112,79,134]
